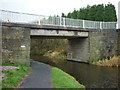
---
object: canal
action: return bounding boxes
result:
[54,61,119,88]
[32,55,119,88]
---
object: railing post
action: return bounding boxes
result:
[38,20,41,25]
[60,17,62,26]
[83,20,85,28]
[63,18,66,27]
[38,16,41,25]
[116,22,118,29]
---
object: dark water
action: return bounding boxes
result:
[32,55,119,88]
[55,61,119,88]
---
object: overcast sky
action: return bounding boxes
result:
[0,0,120,18]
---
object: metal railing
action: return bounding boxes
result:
[0,10,117,29]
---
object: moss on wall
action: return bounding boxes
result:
[2,26,30,65]
[89,30,118,62]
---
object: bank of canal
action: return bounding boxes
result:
[54,61,119,88]
[32,55,119,88]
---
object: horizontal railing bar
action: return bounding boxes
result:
[0,9,47,17]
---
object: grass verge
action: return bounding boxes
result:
[52,67,85,88]
[2,64,31,88]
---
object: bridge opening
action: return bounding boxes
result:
[30,36,89,65]
[30,37,68,65]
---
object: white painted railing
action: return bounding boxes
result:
[0,10,117,29]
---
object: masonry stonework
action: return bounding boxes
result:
[2,26,30,65]
[118,1,120,29]
[1,25,119,64]
[67,38,89,62]
[89,29,118,62]
[118,30,120,55]
[0,23,2,65]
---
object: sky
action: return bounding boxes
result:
[0,0,120,18]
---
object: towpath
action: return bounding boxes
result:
[19,61,52,88]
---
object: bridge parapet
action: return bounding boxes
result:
[0,10,117,30]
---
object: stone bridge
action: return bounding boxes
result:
[1,22,120,65]
[0,9,120,65]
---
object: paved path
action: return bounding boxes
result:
[19,61,52,88]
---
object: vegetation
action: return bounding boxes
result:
[52,67,85,88]
[0,81,1,90]
[31,39,68,64]
[31,39,67,56]
[44,49,67,64]
[62,3,117,22]
[2,64,31,88]
[31,3,118,67]
[92,56,120,67]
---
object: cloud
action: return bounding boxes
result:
[0,0,119,17]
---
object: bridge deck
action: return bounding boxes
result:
[2,22,96,32]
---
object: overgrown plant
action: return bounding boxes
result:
[44,49,67,64]
[31,39,68,64]
[92,56,120,67]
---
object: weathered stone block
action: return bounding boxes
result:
[2,26,30,65]
[13,51,30,65]
[2,49,13,64]
[2,39,30,51]
[0,24,2,65]
[117,30,120,55]
[89,29,118,62]
[67,38,89,62]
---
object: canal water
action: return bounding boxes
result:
[32,55,119,88]
[54,61,119,88]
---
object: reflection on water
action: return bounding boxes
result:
[31,55,119,88]
[55,61,119,88]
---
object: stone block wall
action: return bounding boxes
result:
[67,38,89,62]
[68,29,119,63]
[0,23,2,65]
[1,25,119,64]
[117,30,120,55]
[118,1,120,29]
[89,29,118,62]
[2,26,30,65]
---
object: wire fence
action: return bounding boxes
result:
[0,10,117,29]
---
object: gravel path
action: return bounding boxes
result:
[19,61,52,88]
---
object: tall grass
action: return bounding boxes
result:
[95,56,120,67]
[44,49,67,64]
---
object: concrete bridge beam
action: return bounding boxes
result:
[31,29,88,37]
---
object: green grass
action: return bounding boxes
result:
[52,67,85,88]
[2,64,31,88]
